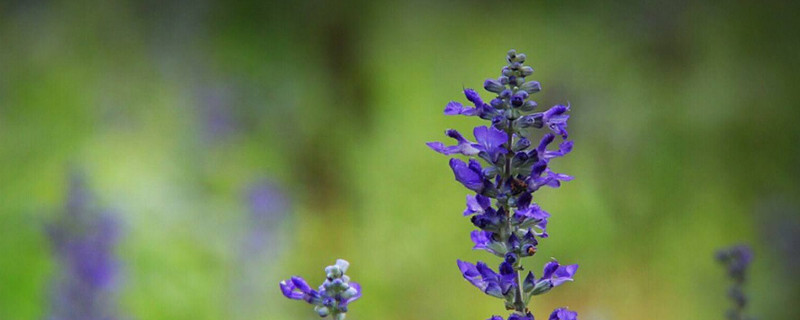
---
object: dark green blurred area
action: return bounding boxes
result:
[1,0,799,319]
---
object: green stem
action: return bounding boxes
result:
[501,119,527,313]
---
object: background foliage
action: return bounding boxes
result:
[1,0,798,319]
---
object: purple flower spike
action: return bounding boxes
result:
[428,50,580,318]
[450,158,486,193]
[543,104,571,138]
[549,308,578,320]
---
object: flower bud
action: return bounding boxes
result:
[511,95,524,107]
[531,280,553,295]
[504,252,518,264]
[341,287,358,299]
[515,53,527,63]
[516,113,543,129]
[484,79,505,93]
[315,306,330,317]
[520,100,538,112]
[520,81,541,94]
[335,259,350,273]
[521,66,534,76]
[490,98,505,109]
[513,137,531,151]
[492,116,508,130]
[328,265,343,278]
[502,67,513,77]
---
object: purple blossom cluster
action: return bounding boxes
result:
[280,259,362,320]
[716,245,755,320]
[46,171,120,320]
[428,50,579,319]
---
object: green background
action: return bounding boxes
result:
[1,1,798,319]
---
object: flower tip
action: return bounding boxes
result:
[335,259,350,273]
[464,88,481,103]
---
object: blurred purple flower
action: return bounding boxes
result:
[716,244,754,319]
[46,171,120,320]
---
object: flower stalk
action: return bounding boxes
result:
[429,49,580,320]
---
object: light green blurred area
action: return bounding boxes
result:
[1,1,798,319]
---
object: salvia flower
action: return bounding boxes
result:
[716,245,755,320]
[428,49,580,319]
[46,171,121,320]
[280,259,361,320]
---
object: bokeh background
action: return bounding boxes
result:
[1,0,798,319]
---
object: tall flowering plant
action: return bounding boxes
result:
[427,49,579,320]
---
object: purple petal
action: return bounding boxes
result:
[450,158,484,192]
[464,88,484,106]
[509,314,535,320]
[426,142,454,155]
[444,101,465,115]
[551,264,578,287]
[428,130,481,156]
[537,133,556,152]
[464,195,484,216]
[343,282,362,305]
[457,260,485,289]
[279,280,304,300]
[471,230,492,250]
[473,126,509,160]
[444,101,477,116]
[542,260,560,279]
[549,307,579,320]
[476,261,499,282]
[291,276,313,294]
[543,104,570,138]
